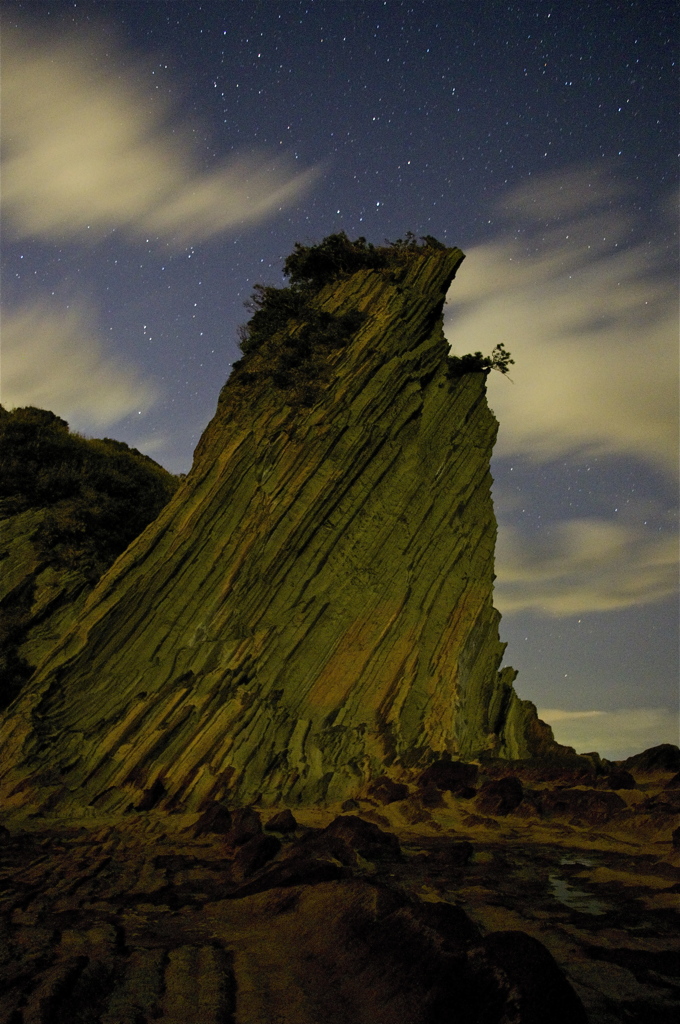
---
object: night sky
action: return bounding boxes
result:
[2,1,677,758]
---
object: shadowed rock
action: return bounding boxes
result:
[193,801,233,836]
[482,930,589,1024]
[265,808,298,833]
[603,769,636,790]
[367,775,410,804]
[322,815,403,862]
[420,758,479,792]
[224,807,263,848]
[621,744,680,777]
[134,778,166,810]
[232,833,281,880]
[537,788,626,825]
[475,776,524,816]
[414,840,474,869]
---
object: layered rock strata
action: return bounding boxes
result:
[0,245,554,814]
[0,410,178,711]
[0,507,92,704]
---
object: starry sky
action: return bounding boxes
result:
[1,0,677,758]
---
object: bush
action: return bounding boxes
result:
[283,233,386,290]
[0,406,179,579]
[447,342,514,379]
[234,232,448,403]
[283,231,445,290]
[0,407,180,708]
[238,285,309,355]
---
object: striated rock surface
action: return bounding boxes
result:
[0,244,555,814]
[0,507,92,705]
[0,407,178,712]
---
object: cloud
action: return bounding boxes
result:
[0,25,318,245]
[445,166,679,476]
[495,518,678,615]
[538,707,679,761]
[1,301,156,429]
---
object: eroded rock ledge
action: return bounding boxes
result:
[0,244,556,815]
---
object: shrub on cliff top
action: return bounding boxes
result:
[234,231,512,400]
[282,231,444,290]
[447,341,515,379]
[0,405,179,579]
[236,232,446,371]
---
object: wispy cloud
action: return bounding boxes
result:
[445,166,678,475]
[0,25,318,245]
[1,301,156,428]
[446,167,678,618]
[495,519,678,615]
[538,706,679,761]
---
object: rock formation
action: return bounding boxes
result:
[1,239,678,1024]
[0,241,555,815]
[0,407,178,711]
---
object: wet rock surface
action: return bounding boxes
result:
[1,754,678,1023]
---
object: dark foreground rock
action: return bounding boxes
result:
[265,808,299,832]
[475,776,524,815]
[2,756,679,1024]
[621,744,680,776]
[420,759,479,793]
[0,816,599,1024]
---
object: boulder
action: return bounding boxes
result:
[321,815,402,862]
[419,759,479,792]
[475,776,524,816]
[265,809,298,833]
[367,776,409,804]
[537,788,626,825]
[192,800,233,837]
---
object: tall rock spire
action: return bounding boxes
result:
[0,243,554,814]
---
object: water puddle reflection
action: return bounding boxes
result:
[549,873,608,916]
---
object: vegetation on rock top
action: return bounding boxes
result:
[232,232,445,406]
[232,232,512,404]
[0,405,179,578]
[232,234,453,405]
[0,405,179,710]
[282,230,447,290]
[447,341,515,378]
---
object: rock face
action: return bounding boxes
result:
[0,245,555,814]
[0,507,92,706]
[0,407,178,712]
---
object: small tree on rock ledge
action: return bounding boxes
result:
[447,342,514,379]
